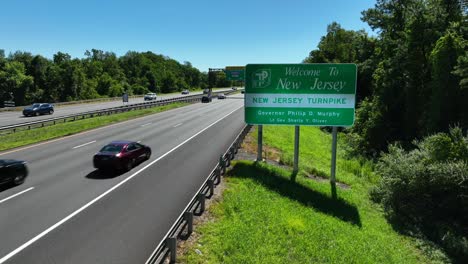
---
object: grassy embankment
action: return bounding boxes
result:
[0,102,188,151]
[181,126,443,263]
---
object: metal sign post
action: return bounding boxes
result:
[208,68,224,96]
[293,125,300,173]
[257,125,263,162]
[330,126,338,198]
[331,126,338,184]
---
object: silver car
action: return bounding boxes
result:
[144,93,157,101]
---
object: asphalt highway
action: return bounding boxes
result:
[0,90,232,128]
[0,95,245,263]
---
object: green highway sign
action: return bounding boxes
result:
[225,66,245,81]
[244,64,357,126]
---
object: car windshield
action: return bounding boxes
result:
[100,144,124,153]
[32,103,41,108]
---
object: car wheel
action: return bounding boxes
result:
[49,110,54,115]
[35,112,39,116]
[126,159,135,171]
[145,150,151,160]
[13,172,26,185]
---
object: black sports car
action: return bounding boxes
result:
[0,159,28,186]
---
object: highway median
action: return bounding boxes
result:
[0,103,189,152]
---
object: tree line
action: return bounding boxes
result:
[0,49,233,106]
[304,0,467,261]
[305,0,467,157]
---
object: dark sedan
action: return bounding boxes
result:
[93,141,151,171]
[0,159,28,186]
[23,103,54,117]
[201,95,212,103]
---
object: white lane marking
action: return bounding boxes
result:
[144,157,221,264]
[0,187,35,205]
[173,123,182,128]
[72,140,96,149]
[0,105,243,264]
[141,122,152,127]
[0,102,203,156]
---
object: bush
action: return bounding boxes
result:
[371,127,468,261]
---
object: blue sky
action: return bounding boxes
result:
[1,0,376,72]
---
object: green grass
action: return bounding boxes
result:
[261,126,377,186]
[181,126,442,264]
[0,102,188,151]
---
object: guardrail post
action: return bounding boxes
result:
[230,146,235,160]
[184,211,193,236]
[219,155,226,175]
[234,140,239,154]
[225,153,231,168]
[214,167,221,185]
[166,237,177,263]
[207,179,214,197]
[197,193,205,214]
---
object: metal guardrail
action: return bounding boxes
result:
[0,95,144,112]
[145,124,252,264]
[0,88,238,112]
[0,90,238,135]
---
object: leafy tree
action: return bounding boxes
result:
[0,49,206,105]
[29,55,51,101]
[453,51,468,89]
[160,72,176,93]
[428,30,465,132]
[348,0,467,156]
[371,127,468,261]
[0,61,34,105]
[304,22,377,102]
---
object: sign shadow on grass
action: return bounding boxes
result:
[229,162,362,227]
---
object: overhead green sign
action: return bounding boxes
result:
[225,66,245,81]
[244,64,357,126]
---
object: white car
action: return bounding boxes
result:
[144,93,157,101]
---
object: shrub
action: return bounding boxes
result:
[371,127,468,261]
